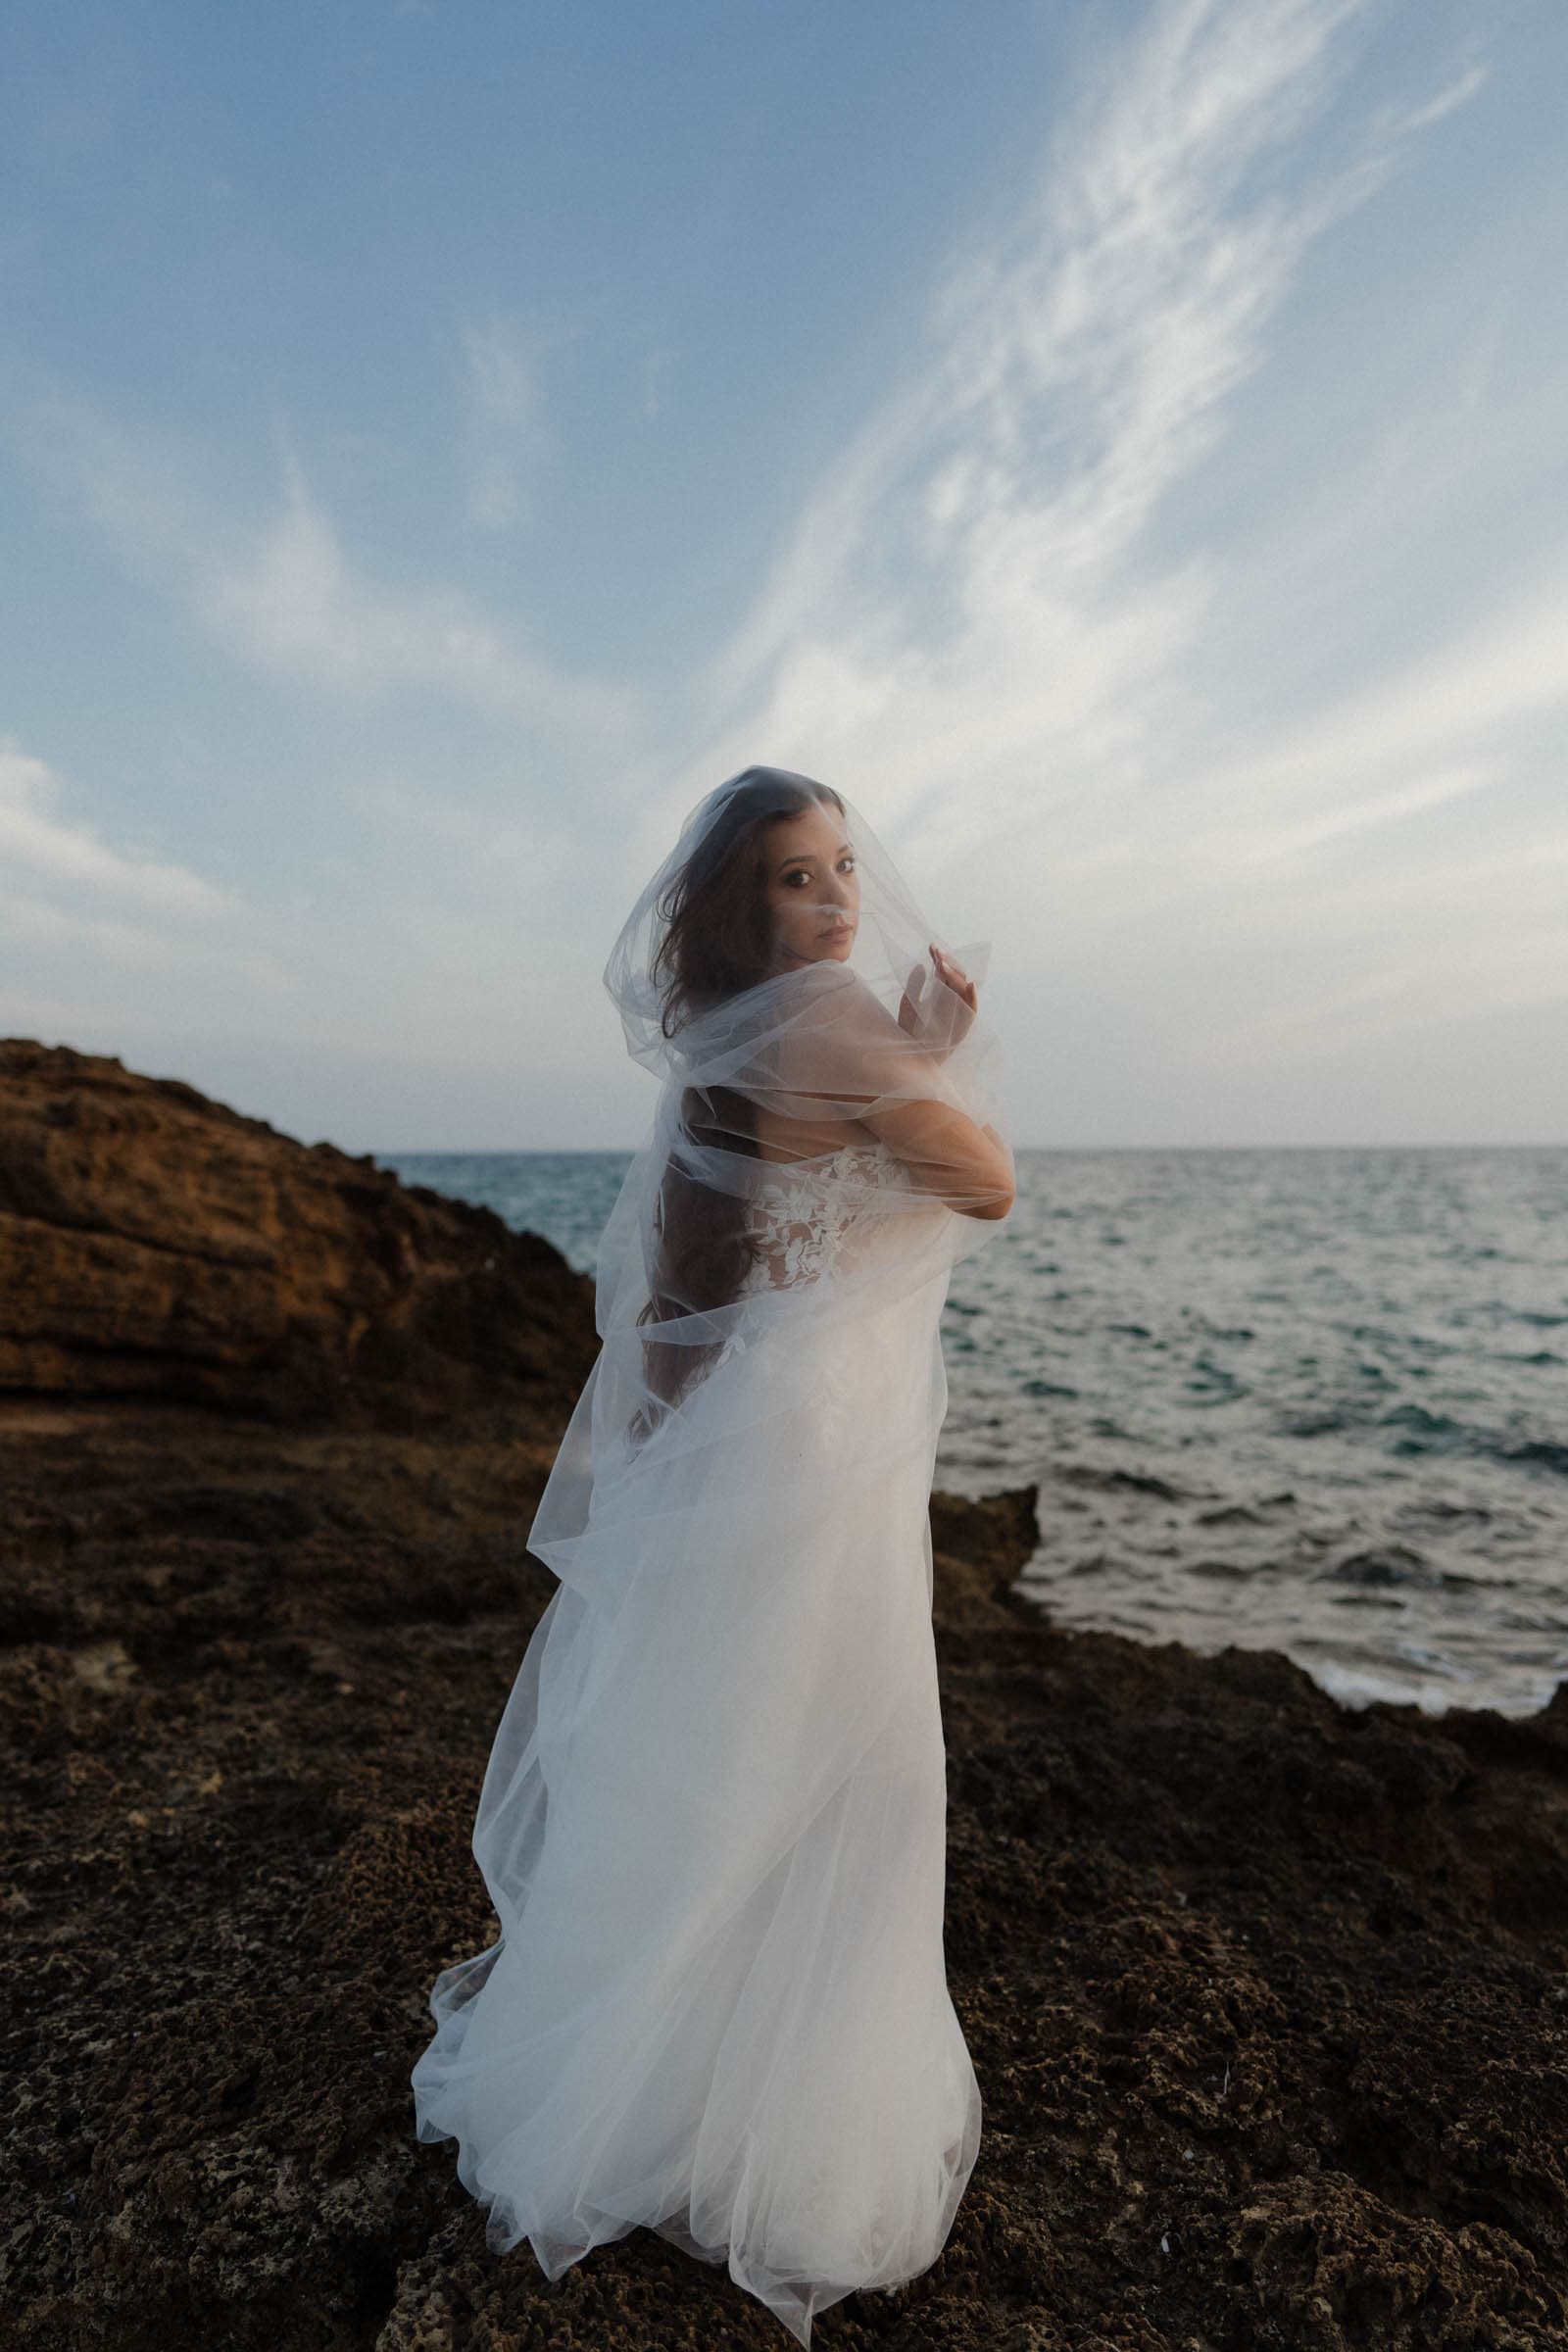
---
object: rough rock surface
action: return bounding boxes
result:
[3,1045,1567,2349]
[6,1415,1568,2349]
[0,1039,596,1430]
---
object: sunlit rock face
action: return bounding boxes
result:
[0,1038,598,1432]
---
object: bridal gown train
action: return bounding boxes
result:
[410,1138,983,2346]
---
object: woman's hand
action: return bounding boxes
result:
[898,943,978,1059]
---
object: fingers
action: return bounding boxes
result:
[930,944,976,1006]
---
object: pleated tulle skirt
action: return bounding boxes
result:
[410,1275,981,2347]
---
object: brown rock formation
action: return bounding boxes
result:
[0,1040,597,1431]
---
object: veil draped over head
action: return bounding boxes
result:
[414,768,1014,2342]
[527,763,1014,1590]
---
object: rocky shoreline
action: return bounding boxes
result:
[3,1042,1567,2349]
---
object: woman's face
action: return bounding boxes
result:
[762,801,860,968]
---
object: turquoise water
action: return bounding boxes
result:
[378,1145,1568,1721]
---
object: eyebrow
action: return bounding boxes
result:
[776,838,853,872]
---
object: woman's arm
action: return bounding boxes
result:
[857,1094,1015,1220]
[774,964,1015,1221]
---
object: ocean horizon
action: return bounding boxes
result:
[375,1143,1568,1726]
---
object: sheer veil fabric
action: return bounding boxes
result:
[410,767,1015,2346]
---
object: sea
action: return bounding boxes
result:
[378,1145,1567,1724]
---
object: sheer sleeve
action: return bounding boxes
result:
[763,964,1014,1220]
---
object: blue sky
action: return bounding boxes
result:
[3,0,1564,1150]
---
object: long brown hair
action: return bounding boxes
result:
[636,768,846,1413]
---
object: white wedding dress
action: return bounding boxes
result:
[410,1137,984,2346]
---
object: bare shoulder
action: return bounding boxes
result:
[785,961,904,1043]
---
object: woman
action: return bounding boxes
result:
[411,766,1015,2346]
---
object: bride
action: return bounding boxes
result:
[410,765,1015,2346]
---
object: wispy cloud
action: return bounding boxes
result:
[640,345,676,420]
[12,388,644,756]
[458,311,559,530]
[0,738,234,918]
[673,0,1495,873]
[212,440,628,746]
[0,738,295,995]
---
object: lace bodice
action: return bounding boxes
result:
[738,1139,903,1295]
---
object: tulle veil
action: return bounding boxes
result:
[411,766,1014,2345]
